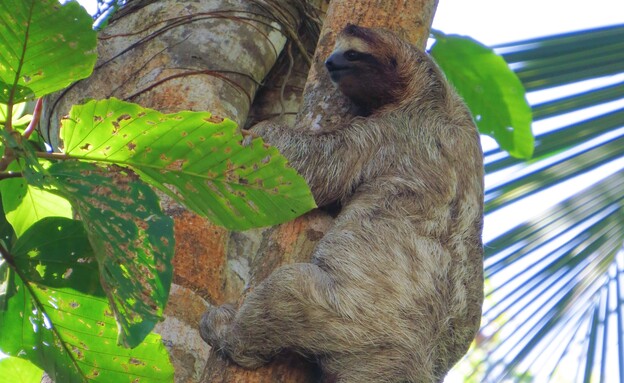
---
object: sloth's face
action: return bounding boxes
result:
[324,25,401,115]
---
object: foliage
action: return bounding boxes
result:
[0,0,97,104]
[454,24,624,382]
[431,32,534,159]
[61,98,313,230]
[1,218,174,382]
[0,0,315,381]
[0,357,43,383]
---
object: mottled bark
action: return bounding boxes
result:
[41,0,302,150]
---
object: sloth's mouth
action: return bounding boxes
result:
[327,67,352,82]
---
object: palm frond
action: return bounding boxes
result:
[462,23,624,383]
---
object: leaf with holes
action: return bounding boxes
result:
[60,98,316,230]
[47,162,174,348]
[431,32,534,159]
[0,0,96,104]
[0,217,174,382]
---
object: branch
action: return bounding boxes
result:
[0,172,23,180]
[0,242,15,266]
[0,147,16,172]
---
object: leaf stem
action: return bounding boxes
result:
[23,98,43,140]
[35,151,71,161]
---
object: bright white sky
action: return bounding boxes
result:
[433,0,624,46]
[79,0,624,46]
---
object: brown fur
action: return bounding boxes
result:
[200,25,484,383]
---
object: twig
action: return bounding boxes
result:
[34,151,71,161]
[0,172,23,180]
[0,147,16,172]
[0,242,15,266]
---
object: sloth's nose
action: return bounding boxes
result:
[325,57,336,71]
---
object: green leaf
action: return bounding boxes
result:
[0,101,32,127]
[0,272,80,382]
[60,98,316,230]
[0,0,97,104]
[48,161,174,348]
[0,357,43,383]
[0,217,174,382]
[431,32,534,159]
[0,178,72,238]
[11,217,101,295]
[0,193,15,247]
[0,127,49,188]
[445,24,624,383]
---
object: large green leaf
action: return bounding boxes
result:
[431,32,534,159]
[0,217,174,382]
[0,0,97,104]
[0,357,43,383]
[59,98,316,230]
[48,161,174,348]
[0,178,72,237]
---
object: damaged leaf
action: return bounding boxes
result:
[0,217,173,382]
[47,161,174,348]
[60,98,316,230]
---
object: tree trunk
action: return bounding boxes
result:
[41,1,438,382]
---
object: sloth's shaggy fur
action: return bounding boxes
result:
[200,24,484,383]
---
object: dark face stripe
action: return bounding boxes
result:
[343,24,378,45]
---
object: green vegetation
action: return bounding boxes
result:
[0,1,315,381]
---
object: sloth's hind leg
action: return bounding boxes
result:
[200,263,344,368]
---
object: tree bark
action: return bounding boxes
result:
[40,1,438,382]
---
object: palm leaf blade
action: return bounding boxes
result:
[457,23,624,382]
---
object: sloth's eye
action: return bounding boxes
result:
[344,50,362,61]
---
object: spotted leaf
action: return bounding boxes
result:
[60,98,316,230]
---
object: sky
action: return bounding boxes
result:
[77,0,624,46]
[432,0,624,46]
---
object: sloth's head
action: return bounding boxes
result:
[325,24,406,115]
[325,24,442,116]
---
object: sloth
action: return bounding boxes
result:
[200,24,484,383]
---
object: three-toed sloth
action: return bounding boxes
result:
[201,24,484,383]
